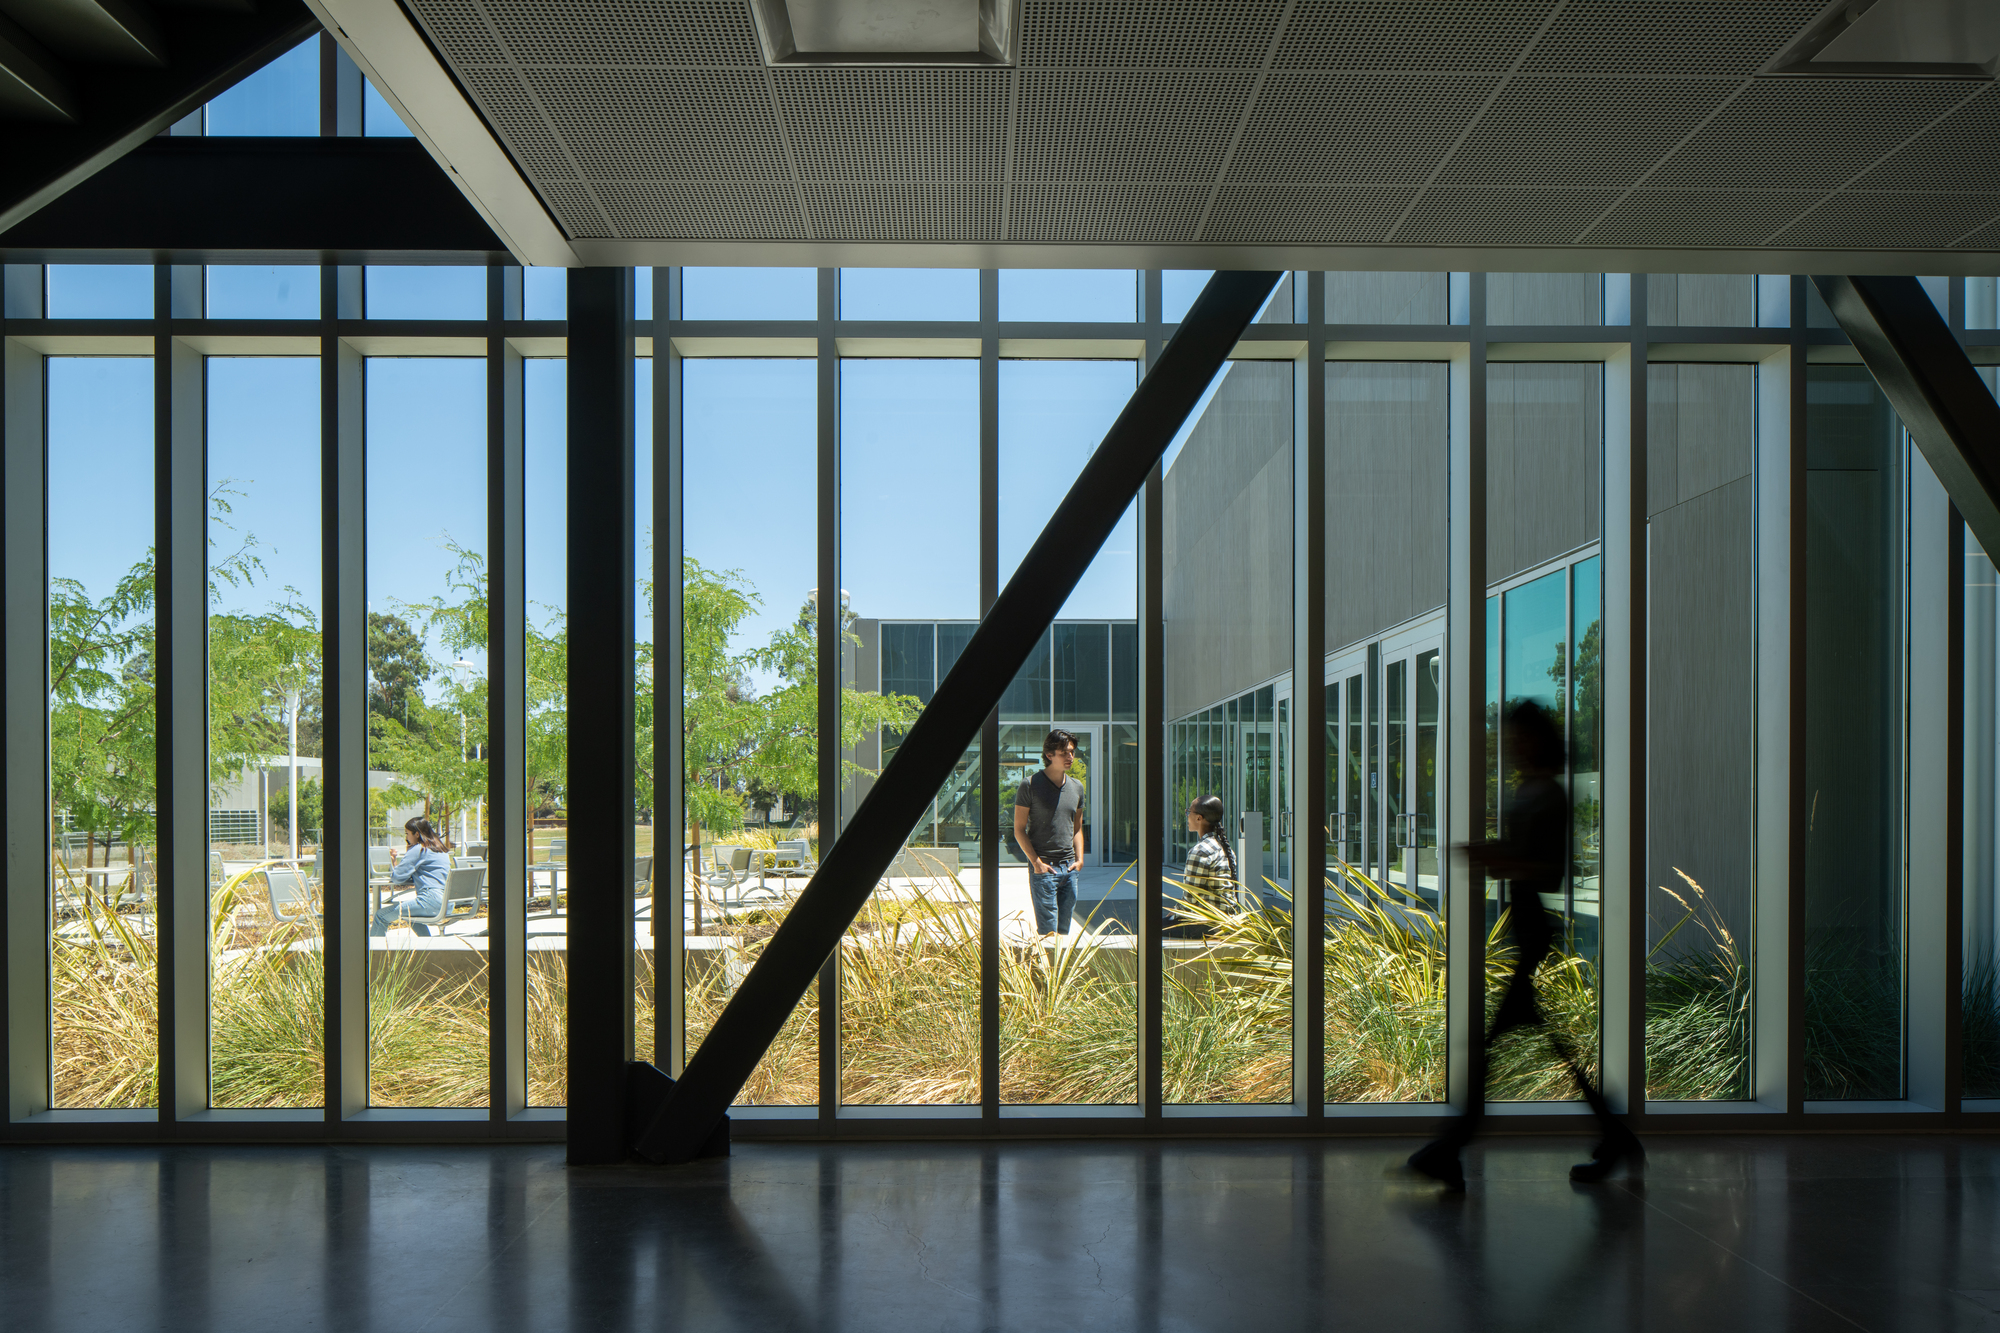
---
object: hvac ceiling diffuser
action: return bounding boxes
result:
[749,0,1021,66]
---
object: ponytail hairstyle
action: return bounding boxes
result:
[1189,795,1236,882]
[405,816,451,854]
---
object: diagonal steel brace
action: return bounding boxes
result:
[1812,275,2000,560]
[632,269,1283,1163]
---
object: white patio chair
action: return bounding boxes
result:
[401,865,487,934]
[262,865,321,926]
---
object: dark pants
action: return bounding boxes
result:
[1437,884,1622,1152]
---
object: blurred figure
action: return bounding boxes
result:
[1407,699,1641,1190]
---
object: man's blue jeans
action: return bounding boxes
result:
[1029,862,1077,935]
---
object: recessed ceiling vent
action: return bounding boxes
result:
[750,0,1021,66]
[1768,0,1999,77]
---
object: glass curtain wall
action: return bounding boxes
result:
[1644,364,1755,1100]
[839,355,980,1106]
[363,358,489,1108]
[1322,359,1449,1103]
[1484,362,1603,1100]
[523,357,568,1106]
[205,357,325,1108]
[47,357,157,1108]
[1804,365,1905,1100]
[996,359,1139,1105]
[680,357,819,1106]
[1162,359,1294,1104]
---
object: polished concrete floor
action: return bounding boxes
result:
[5,1134,2000,1331]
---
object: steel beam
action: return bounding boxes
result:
[633,268,1282,1164]
[0,138,507,260]
[1811,275,2000,562]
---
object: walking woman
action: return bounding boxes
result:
[1182,795,1240,918]
[1407,700,1642,1189]
[371,816,453,937]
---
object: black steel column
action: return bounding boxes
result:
[636,269,1280,1162]
[566,266,636,1163]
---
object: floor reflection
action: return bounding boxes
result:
[2,1137,1998,1331]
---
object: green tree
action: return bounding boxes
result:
[368,611,432,727]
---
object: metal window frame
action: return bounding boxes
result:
[1,263,1991,1143]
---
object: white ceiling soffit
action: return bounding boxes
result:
[303,0,577,266]
[359,0,2000,270]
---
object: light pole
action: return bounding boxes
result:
[284,685,301,862]
[451,660,477,851]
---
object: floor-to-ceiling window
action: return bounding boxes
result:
[1161,356,1295,1105]
[838,317,980,1107]
[205,356,324,1109]
[47,354,156,1109]
[680,354,819,1106]
[362,356,489,1107]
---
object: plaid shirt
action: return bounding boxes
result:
[1182,833,1236,906]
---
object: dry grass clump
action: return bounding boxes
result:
[51,856,1754,1113]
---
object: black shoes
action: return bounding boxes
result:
[1569,1129,1645,1183]
[1406,1142,1466,1192]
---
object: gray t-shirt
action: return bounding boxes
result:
[1014,770,1083,865]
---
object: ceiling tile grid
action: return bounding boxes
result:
[1273,0,1557,71]
[1435,77,1743,188]
[522,68,794,181]
[1009,184,1210,242]
[1012,72,1259,183]
[1225,73,1503,185]
[1578,189,1827,247]
[1644,79,1982,190]
[775,69,1009,182]
[1852,85,2000,192]
[1205,185,1420,242]
[1391,188,1626,245]
[395,0,2000,250]
[1519,1,1833,78]
[1018,0,1289,69]
[594,182,808,238]
[1773,192,2000,249]
[804,184,1003,241]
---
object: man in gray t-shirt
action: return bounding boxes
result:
[1013,728,1084,937]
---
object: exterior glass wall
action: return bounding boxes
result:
[205,357,324,1109]
[997,358,1139,1104]
[1162,359,1294,1105]
[523,357,568,1107]
[681,357,819,1106]
[363,357,489,1107]
[1322,359,1450,1103]
[1644,363,1755,1101]
[1484,362,1603,1100]
[839,355,979,1106]
[1804,366,1905,1101]
[14,262,1997,1136]
[47,357,156,1108]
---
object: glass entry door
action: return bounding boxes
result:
[1000,723,1101,865]
[1379,635,1443,911]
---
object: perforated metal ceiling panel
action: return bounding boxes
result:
[393,0,2000,256]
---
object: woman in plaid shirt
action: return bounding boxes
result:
[1181,794,1238,913]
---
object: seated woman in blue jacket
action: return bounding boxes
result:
[371,816,454,937]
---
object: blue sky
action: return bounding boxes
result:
[207,358,322,624]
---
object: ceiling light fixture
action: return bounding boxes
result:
[748,0,1021,67]
[1767,0,1999,77]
